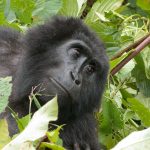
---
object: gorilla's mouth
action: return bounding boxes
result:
[49,77,71,98]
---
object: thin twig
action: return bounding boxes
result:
[111,33,150,61]
[110,35,150,76]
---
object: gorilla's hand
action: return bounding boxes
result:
[61,114,100,150]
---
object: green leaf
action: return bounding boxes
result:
[0,119,11,149]
[136,92,150,108]
[117,59,135,81]
[127,98,150,126]
[3,96,58,150]
[132,55,150,97]
[59,0,87,17]
[47,125,63,143]
[110,53,129,70]
[32,0,62,23]
[0,77,12,114]
[137,0,150,10]
[100,99,123,134]
[17,114,31,132]
[112,127,150,150]
[85,0,123,22]
[11,0,35,24]
[141,47,150,79]
[40,142,65,150]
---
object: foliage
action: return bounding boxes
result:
[0,77,12,113]
[1,96,64,150]
[0,119,11,149]
[0,0,150,149]
[112,127,150,150]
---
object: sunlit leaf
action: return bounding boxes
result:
[3,96,58,150]
[47,125,63,143]
[85,0,123,22]
[59,0,87,17]
[0,77,12,114]
[137,0,150,10]
[0,120,11,149]
[127,98,150,126]
[40,142,65,150]
[112,128,150,150]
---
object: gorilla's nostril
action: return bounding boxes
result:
[75,79,80,85]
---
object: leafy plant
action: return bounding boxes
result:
[0,0,150,149]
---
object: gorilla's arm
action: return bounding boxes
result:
[0,27,22,77]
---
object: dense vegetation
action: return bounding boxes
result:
[0,0,150,149]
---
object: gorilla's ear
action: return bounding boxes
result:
[0,27,23,77]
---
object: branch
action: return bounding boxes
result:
[110,35,150,76]
[111,33,150,61]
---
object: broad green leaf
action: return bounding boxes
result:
[132,55,150,97]
[99,98,123,149]
[85,0,123,22]
[141,47,150,79]
[137,0,150,10]
[59,0,87,17]
[0,77,12,114]
[3,96,58,150]
[59,0,78,17]
[86,20,120,57]
[112,128,150,150]
[11,0,35,24]
[0,120,11,149]
[136,92,150,108]
[127,98,150,126]
[117,59,135,81]
[100,99,123,134]
[77,0,87,16]
[32,0,62,23]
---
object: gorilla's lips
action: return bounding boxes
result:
[49,77,71,98]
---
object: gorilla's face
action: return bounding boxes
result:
[39,39,107,116]
[13,17,109,119]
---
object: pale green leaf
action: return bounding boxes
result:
[3,96,58,150]
[112,128,150,150]
[85,0,123,22]
[0,77,12,114]
[59,0,87,17]
[0,119,11,149]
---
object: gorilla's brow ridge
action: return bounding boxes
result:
[66,40,91,56]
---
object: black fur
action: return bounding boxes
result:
[0,16,109,150]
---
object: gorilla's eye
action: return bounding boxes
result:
[69,48,80,59]
[85,64,95,74]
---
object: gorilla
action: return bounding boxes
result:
[0,16,109,150]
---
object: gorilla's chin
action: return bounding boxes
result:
[49,77,71,98]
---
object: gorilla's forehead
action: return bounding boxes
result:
[25,16,107,64]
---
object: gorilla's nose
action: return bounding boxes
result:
[70,71,81,85]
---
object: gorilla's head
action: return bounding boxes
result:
[12,16,109,121]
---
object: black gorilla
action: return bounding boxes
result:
[0,16,109,150]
